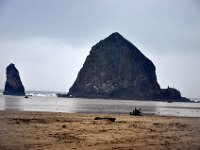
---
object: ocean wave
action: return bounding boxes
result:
[26,92,57,98]
[190,98,200,102]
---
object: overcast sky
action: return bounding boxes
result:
[0,0,199,97]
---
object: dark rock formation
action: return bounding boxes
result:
[67,32,189,101]
[3,63,25,96]
[56,93,68,97]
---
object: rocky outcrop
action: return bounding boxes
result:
[3,63,25,96]
[67,32,189,101]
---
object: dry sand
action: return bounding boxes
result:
[0,111,200,150]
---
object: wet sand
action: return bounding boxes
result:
[0,111,200,150]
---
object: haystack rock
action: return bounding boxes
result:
[67,32,189,101]
[3,63,25,96]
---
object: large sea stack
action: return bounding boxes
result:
[3,63,25,96]
[68,32,189,101]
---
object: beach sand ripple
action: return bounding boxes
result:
[0,111,200,150]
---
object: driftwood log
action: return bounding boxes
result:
[94,117,116,122]
[130,108,142,116]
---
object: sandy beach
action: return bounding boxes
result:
[0,111,200,150]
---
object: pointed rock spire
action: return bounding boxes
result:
[3,63,25,96]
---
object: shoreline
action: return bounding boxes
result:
[2,108,200,118]
[1,94,200,117]
[0,111,200,149]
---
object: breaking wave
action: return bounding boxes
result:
[190,98,200,103]
[26,91,57,98]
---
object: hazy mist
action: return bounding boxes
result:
[0,0,200,97]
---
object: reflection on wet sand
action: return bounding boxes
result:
[4,95,22,111]
[0,95,200,117]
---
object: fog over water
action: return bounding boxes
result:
[0,0,200,97]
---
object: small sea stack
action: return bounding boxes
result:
[3,63,25,96]
[67,32,189,101]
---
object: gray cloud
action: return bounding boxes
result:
[0,0,200,97]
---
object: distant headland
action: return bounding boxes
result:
[67,32,190,102]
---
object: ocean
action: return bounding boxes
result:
[0,91,200,117]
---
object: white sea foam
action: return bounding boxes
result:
[190,98,200,103]
[26,92,57,98]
